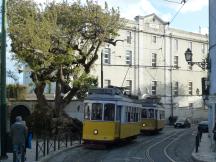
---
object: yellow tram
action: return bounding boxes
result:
[140,97,165,133]
[82,88,142,144]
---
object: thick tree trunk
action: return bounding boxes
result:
[34,82,50,109]
[54,79,64,117]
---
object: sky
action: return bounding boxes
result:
[33,0,209,33]
[0,0,209,83]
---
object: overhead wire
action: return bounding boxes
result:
[169,0,188,24]
[163,0,182,4]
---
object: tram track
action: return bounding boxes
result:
[145,128,193,162]
[50,127,193,162]
[165,129,195,162]
[125,128,177,157]
[145,131,179,162]
[163,131,189,162]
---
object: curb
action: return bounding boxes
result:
[39,144,82,162]
[191,153,207,162]
[191,151,213,162]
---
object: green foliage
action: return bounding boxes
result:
[75,75,98,99]
[7,84,27,100]
[7,0,122,134]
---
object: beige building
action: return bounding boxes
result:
[92,14,208,120]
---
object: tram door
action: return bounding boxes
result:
[116,105,122,137]
[155,110,158,130]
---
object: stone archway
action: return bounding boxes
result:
[10,105,31,124]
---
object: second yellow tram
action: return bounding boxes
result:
[140,98,165,133]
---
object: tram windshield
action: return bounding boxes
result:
[141,109,148,118]
[104,103,115,121]
[148,109,154,118]
[92,103,103,120]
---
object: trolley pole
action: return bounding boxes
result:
[0,0,8,159]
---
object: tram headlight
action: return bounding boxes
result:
[142,123,146,127]
[93,129,98,135]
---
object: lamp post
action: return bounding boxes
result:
[0,0,8,159]
[184,48,208,70]
[101,50,103,88]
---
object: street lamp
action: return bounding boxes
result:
[0,0,8,159]
[184,48,207,70]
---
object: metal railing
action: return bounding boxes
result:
[35,134,82,161]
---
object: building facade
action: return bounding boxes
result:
[92,14,208,120]
[22,14,208,120]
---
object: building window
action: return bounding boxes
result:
[104,79,111,88]
[202,43,205,54]
[152,53,157,67]
[126,80,132,94]
[189,41,192,50]
[126,50,132,65]
[152,81,157,95]
[152,35,156,43]
[174,81,178,96]
[188,81,193,95]
[103,48,111,64]
[189,103,193,109]
[175,39,178,51]
[174,56,178,68]
[126,31,132,44]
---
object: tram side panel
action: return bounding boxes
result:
[83,121,120,142]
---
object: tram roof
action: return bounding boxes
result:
[85,88,139,103]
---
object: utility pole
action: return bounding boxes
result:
[101,50,103,88]
[0,0,8,159]
[209,0,216,149]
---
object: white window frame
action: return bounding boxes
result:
[152,53,157,67]
[152,35,156,43]
[103,48,111,64]
[188,81,193,95]
[126,31,132,44]
[173,81,178,96]
[126,80,132,94]
[174,56,178,68]
[126,50,132,65]
[151,81,157,95]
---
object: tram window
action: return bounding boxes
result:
[116,106,122,121]
[162,111,165,119]
[134,108,136,122]
[149,109,154,118]
[104,103,115,121]
[84,104,90,120]
[155,110,158,119]
[127,107,131,122]
[130,107,134,122]
[141,109,148,118]
[159,111,162,119]
[91,103,103,120]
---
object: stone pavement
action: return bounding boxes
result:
[0,140,37,162]
[0,140,81,162]
[192,133,216,162]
